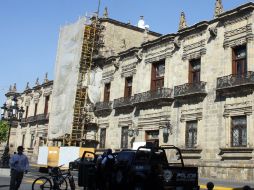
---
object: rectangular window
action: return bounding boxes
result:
[30,134,34,148]
[189,59,201,83]
[44,96,50,115]
[25,106,29,119]
[151,60,165,91]
[231,116,247,147]
[100,128,106,148]
[104,83,111,102]
[185,121,197,148]
[121,127,129,149]
[232,45,247,76]
[124,77,133,98]
[34,103,38,116]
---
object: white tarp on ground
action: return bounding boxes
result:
[48,17,88,139]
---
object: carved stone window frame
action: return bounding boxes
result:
[182,40,206,60]
[121,62,137,78]
[223,101,252,148]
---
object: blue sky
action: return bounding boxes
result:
[0,0,250,105]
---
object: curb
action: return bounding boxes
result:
[0,168,10,177]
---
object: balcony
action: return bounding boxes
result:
[174,81,207,99]
[36,113,49,122]
[133,88,173,106]
[95,101,112,112]
[113,96,134,109]
[216,72,254,96]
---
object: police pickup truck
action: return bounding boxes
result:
[114,145,199,190]
[78,145,199,190]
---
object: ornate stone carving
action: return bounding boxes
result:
[223,13,251,26]
[209,26,217,37]
[173,36,181,49]
[182,40,206,60]
[223,101,252,117]
[180,108,203,122]
[179,12,187,31]
[102,70,114,83]
[43,86,53,97]
[135,49,143,61]
[103,7,108,18]
[223,24,253,48]
[118,116,132,127]
[121,62,137,78]
[214,0,223,18]
[138,111,171,129]
[145,43,174,63]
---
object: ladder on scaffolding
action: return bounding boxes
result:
[70,18,99,146]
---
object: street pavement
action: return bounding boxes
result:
[0,166,253,190]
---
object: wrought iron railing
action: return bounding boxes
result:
[133,88,173,104]
[36,113,49,122]
[95,101,112,111]
[217,71,254,90]
[113,96,134,109]
[27,116,37,123]
[174,81,207,97]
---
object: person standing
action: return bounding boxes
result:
[9,146,29,190]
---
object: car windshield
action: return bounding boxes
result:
[117,151,135,165]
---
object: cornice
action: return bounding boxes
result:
[99,18,162,37]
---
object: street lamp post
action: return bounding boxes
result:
[0,96,24,168]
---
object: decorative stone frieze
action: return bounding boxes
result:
[182,40,206,60]
[223,101,252,117]
[43,86,53,97]
[33,90,42,103]
[118,115,132,127]
[121,62,137,78]
[144,43,174,63]
[102,70,114,83]
[223,13,252,26]
[138,112,170,129]
[98,118,109,128]
[224,24,253,48]
[180,108,203,122]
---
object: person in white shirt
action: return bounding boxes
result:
[9,146,29,190]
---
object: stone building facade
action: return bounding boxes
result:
[93,2,254,181]
[5,75,53,161]
[3,0,254,181]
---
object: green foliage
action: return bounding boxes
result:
[0,121,9,143]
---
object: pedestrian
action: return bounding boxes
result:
[9,146,29,190]
[101,149,115,190]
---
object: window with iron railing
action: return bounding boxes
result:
[232,45,247,76]
[34,103,38,116]
[104,83,111,102]
[44,96,50,115]
[151,60,165,91]
[124,77,133,98]
[231,116,247,147]
[189,58,201,83]
[121,126,129,149]
[25,106,29,119]
[185,121,197,148]
[100,128,106,148]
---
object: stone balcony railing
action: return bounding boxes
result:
[174,81,207,98]
[133,88,173,105]
[95,101,112,112]
[113,96,134,109]
[216,71,254,94]
[20,113,49,124]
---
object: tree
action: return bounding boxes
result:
[0,121,9,143]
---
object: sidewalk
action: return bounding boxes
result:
[199,177,254,189]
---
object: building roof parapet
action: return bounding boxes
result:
[99,17,162,37]
[142,34,175,49]
[118,47,140,59]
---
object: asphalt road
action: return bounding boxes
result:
[0,166,253,190]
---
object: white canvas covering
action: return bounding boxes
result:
[48,17,88,139]
[87,67,102,104]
